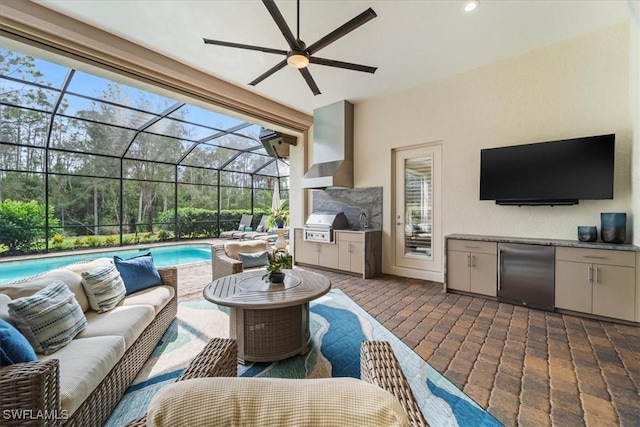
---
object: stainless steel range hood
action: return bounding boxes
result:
[301,100,354,189]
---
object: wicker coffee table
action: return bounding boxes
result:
[203,269,331,364]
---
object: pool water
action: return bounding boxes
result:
[0,244,212,285]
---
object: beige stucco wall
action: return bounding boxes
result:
[631,12,640,246]
[354,23,633,280]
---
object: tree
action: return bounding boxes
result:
[0,199,59,254]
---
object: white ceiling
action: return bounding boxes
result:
[35,0,632,115]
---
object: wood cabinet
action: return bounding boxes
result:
[293,229,339,269]
[336,232,364,275]
[447,240,497,297]
[555,247,636,322]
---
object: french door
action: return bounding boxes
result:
[394,144,442,273]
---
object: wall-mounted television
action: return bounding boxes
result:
[480,134,615,205]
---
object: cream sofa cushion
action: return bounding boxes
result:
[76,304,155,349]
[119,285,174,315]
[224,240,266,260]
[147,377,410,427]
[0,294,11,324]
[0,269,90,313]
[63,257,113,276]
[39,335,125,417]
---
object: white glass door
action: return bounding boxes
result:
[394,144,442,272]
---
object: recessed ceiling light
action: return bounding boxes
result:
[464,0,480,12]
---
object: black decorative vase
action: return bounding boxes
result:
[600,213,626,244]
[577,226,597,242]
[268,272,285,283]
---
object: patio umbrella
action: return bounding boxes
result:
[271,182,281,211]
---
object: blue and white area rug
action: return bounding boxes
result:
[106,289,502,427]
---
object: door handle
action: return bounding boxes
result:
[594,266,599,283]
[471,255,476,267]
[397,222,403,226]
[497,250,503,291]
[467,254,471,267]
[587,265,593,284]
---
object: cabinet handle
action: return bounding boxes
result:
[467,254,471,267]
[594,266,599,283]
[497,250,503,291]
[464,245,480,249]
[471,255,476,267]
[587,266,593,284]
[583,255,607,260]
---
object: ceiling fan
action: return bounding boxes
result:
[203,0,377,96]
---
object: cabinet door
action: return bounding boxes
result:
[318,243,339,269]
[447,251,471,291]
[338,241,351,271]
[470,253,497,296]
[555,261,592,313]
[592,264,636,321]
[350,241,364,275]
[295,231,319,265]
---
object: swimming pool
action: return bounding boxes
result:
[0,244,212,285]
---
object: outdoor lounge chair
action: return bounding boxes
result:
[219,214,253,239]
[236,215,269,240]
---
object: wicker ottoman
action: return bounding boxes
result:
[124,337,237,427]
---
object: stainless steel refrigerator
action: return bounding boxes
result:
[498,243,555,311]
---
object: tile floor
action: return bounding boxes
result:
[177,261,639,427]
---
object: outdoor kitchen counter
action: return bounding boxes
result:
[293,228,382,279]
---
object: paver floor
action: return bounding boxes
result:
[177,260,639,427]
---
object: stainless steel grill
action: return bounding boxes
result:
[303,212,349,243]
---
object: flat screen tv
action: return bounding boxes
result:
[480,134,615,205]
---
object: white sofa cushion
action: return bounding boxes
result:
[119,285,175,315]
[0,269,90,313]
[147,377,410,427]
[39,335,126,417]
[80,263,126,313]
[0,294,12,324]
[76,304,155,349]
[8,281,87,355]
[224,240,266,260]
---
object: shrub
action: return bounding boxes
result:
[157,230,171,241]
[84,236,102,247]
[51,233,65,244]
[74,237,85,247]
[0,199,59,254]
[104,236,117,246]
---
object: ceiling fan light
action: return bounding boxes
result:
[287,52,310,69]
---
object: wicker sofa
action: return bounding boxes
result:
[0,260,178,427]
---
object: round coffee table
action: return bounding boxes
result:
[203,269,331,364]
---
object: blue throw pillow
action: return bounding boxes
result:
[0,318,37,366]
[113,252,162,295]
[237,251,269,268]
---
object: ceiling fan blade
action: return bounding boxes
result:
[249,59,288,86]
[306,8,377,56]
[309,57,377,74]
[262,0,301,51]
[299,68,321,96]
[203,38,288,56]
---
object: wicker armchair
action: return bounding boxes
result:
[126,339,426,427]
[211,241,274,280]
[0,267,178,427]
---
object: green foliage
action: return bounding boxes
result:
[0,199,58,254]
[122,235,134,245]
[158,207,219,238]
[267,200,289,228]
[84,236,102,247]
[104,236,117,246]
[266,249,293,274]
[51,233,65,244]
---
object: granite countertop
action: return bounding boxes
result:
[447,234,640,252]
[336,228,381,234]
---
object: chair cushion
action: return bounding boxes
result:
[237,251,269,268]
[119,285,175,315]
[77,304,155,349]
[8,281,87,355]
[113,252,162,295]
[39,335,126,417]
[0,318,37,365]
[224,240,267,260]
[0,269,90,313]
[81,263,126,313]
[147,377,410,427]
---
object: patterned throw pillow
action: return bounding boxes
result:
[8,281,87,355]
[81,263,126,313]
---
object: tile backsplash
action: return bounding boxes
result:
[312,187,382,230]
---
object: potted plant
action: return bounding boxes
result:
[263,249,293,283]
[267,200,289,229]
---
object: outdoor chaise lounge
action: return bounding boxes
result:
[235,215,269,240]
[219,214,253,239]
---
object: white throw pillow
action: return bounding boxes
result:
[8,281,87,355]
[81,263,126,313]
